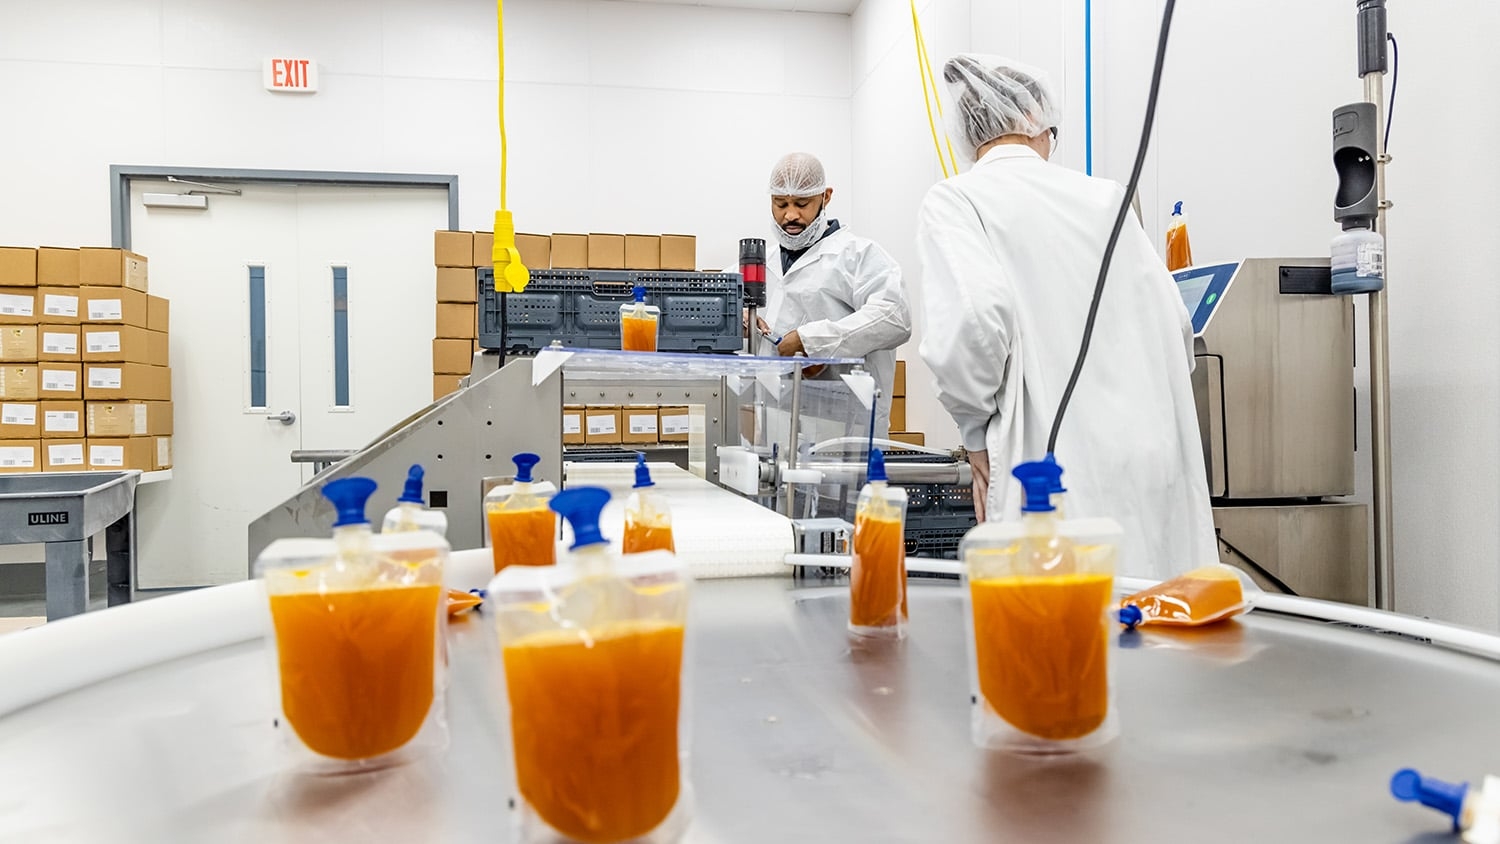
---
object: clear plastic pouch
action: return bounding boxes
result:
[486,453,559,573]
[620,286,661,353]
[489,488,692,843]
[849,455,908,639]
[255,529,449,773]
[1118,564,1257,629]
[623,455,675,555]
[961,515,1122,754]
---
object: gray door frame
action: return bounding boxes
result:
[109,165,460,249]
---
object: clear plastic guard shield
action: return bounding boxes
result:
[253,531,450,773]
[959,516,1123,754]
[487,550,693,844]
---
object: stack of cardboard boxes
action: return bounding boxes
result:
[887,360,925,447]
[561,404,691,448]
[0,246,173,474]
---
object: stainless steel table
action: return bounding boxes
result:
[0,471,139,620]
[0,577,1495,843]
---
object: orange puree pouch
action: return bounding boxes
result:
[1118,564,1256,629]
[619,285,660,353]
[960,458,1123,755]
[255,477,450,773]
[485,452,559,573]
[623,454,675,555]
[489,487,693,844]
[848,449,908,640]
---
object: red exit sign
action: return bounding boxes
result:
[263,58,319,93]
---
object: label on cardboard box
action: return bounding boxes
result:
[87,330,121,354]
[157,436,171,468]
[135,404,148,435]
[0,446,34,468]
[90,444,124,467]
[48,443,83,467]
[43,332,76,355]
[43,369,77,392]
[629,413,659,434]
[88,298,123,321]
[88,367,120,389]
[662,414,691,436]
[586,413,617,436]
[0,294,32,317]
[2,404,35,425]
[45,410,78,433]
[563,414,581,436]
[44,294,78,318]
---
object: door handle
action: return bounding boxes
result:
[267,410,297,426]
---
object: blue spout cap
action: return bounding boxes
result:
[1173,201,1184,216]
[550,487,612,550]
[398,465,425,504]
[633,284,646,303]
[868,448,888,483]
[1012,458,1063,513]
[1391,769,1469,831]
[633,453,655,489]
[512,452,541,484]
[1118,604,1143,630]
[323,477,377,528]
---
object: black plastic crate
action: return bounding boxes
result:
[906,525,972,560]
[477,268,743,354]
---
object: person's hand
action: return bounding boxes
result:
[756,315,770,336]
[968,449,990,521]
[777,330,805,358]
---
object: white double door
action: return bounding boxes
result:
[129,181,447,586]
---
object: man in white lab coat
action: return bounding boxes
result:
[753,152,912,436]
[915,55,1216,579]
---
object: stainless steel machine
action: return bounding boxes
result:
[1177,257,1368,604]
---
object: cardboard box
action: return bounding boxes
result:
[0,366,38,401]
[890,397,907,432]
[39,325,80,361]
[625,235,661,270]
[147,330,168,367]
[40,363,81,400]
[517,234,551,269]
[81,286,149,326]
[83,325,152,363]
[37,287,80,324]
[584,405,621,445]
[472,231,494,268]
[37,247,79,287]
[153,435,172,470]
[433,338,472,375]
[40,401,83,438]
[659,405,690,443]
[147,296,169,333]
[0,326,36,363]
[738,404,757,443]
[551,234,588,269]
[0,248,36,287]
[434,231,474,268]
[436,303,476,340]
[86,437,154,471]
[0,440,40,473]
[41,439,85,472]
[145,400,173,435]
[888,431,926,447]
[623,405,660,445]
[83,363,169,401]
[660,235,697,271]
[562,405,585,445]
[436,267,477,304]
[893,360,907,397]
[80,248,149,292]
[588,234,626,270]
[87,401,171,437]
[0,402,40,439]
[433,374,463,401]
[0,288,35,324]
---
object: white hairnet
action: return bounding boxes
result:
[941,55,1061,163]
[768,152,827,197]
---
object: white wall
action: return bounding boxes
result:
[0,0,852,270]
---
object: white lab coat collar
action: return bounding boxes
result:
[974,144,1043,168]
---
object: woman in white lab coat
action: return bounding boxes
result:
[916,56,1216,579]
[756,153,912,436]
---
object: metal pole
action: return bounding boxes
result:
[784,365,803,518]
[1364,73,1395,611]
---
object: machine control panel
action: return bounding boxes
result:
[1173,262,1238,337]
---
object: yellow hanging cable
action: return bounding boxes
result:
[910,2,958,176]
[492,0,529,291]
[914,13,959,173]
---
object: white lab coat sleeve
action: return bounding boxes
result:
[794,242,912,360]
[915,183,1012,453]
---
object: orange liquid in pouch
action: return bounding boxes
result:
[621,315,658,352]
[850,514,906,629]
[1121,566,1244,625]
[488,507,557,573]
[1166,224,1193,272]
[270,583,441,760]
[504,621,685,843]
[623,518,675,554]
[970,573,1112,740]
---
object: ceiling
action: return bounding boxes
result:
[612,0,862,14]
